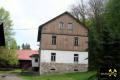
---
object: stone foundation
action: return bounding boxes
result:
[40,62,88,75]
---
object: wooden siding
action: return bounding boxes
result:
[41,14,88,51]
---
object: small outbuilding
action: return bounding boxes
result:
[30,54,39,71]
[17,50,38,69]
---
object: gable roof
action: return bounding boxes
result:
[17,50,38,60]
[30,54,39,58]
[37,11,88,42]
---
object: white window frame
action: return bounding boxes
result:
[51,53,56,62]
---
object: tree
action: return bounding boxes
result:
[0,7,18,66]
[69,0,106,70]
[103,0,120,64]
[88,0,106,33]
[22,43,25,49]
[70,0,87,24]
[22,43,31,50]
[17,45,20,50]
[89,0,120,69]
[27,44,31,50]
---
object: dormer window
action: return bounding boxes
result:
[68,23,73,30]
[59,22,64,30]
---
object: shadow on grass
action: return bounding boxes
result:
[20,71,39,76]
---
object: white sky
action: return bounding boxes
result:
[0,0,77,50]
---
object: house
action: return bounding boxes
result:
[17,50,38,69]
[30,54,39,71]
[37,12,88,74]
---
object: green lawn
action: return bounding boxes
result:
[21,71,96,80]
[0,69,22,74]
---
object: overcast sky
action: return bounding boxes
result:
[0,0,77,50]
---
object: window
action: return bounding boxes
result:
[74,54,79,63]
[52,35,56,45]
[74,37,79,46]
[59,22,64,30]
[68,23,73,30]
[74,68,79,71]
[35,58,38,62]
[50,68,56,71]
[51,53,56,62]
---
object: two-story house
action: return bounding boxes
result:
[37,12,88,74]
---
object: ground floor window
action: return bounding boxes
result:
[51,53,56,62]
[74,54,79,63]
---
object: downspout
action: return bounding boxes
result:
[39,34,42,75]
[39,42,41,75]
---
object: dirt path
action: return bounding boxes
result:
[0,74,23,80]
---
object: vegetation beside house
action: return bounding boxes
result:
[70,0,120,70]
[0,7,18,68]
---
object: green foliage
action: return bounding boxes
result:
[0,7,18,66]
[101,0,120,64]
[0,48,18,66]
[89,0,120,69]
[105,0,120,38]
[0,7,14,48]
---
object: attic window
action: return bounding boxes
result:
[59,22,64,30]
[68,23,73,30]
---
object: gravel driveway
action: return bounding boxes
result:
[0,74,23,80]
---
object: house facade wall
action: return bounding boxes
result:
[40,62,88,74]
[40,50,88,74]
[41,14,88,36]
[41,14,88,51]
[39,13,88,74]
[41,50,88,64]
[41,34,88,51]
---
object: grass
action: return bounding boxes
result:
[0,69,96,80]
[0,69,22,74]
[21,71,96,80]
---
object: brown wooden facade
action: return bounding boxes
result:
[38,12,88,51]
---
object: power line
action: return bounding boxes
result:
[4,28,38,30]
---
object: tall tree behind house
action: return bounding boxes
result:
[22,43,31,50]
[69,0,109,70]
